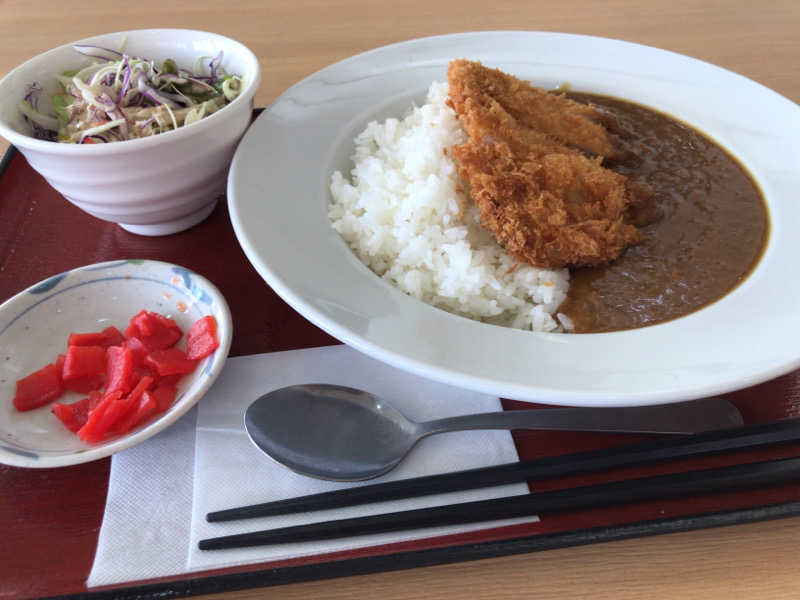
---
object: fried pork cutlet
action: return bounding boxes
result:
[447,59,646,269]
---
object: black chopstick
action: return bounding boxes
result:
[207,418,800,522]
[198,455,800,550]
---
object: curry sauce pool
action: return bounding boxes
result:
[557,93,769,333]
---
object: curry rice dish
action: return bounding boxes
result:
[329,60,768,334]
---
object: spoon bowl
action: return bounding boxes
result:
[244,384,743,481]
[246,385,417,480]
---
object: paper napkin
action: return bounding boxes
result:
[87,406,197,586]
[88,345,535,587]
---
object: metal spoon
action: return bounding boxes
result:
[244,384,743,481]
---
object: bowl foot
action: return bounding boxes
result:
[118,201,217,236]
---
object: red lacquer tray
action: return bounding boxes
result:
[2,144,800,600]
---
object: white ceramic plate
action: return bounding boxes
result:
[228,31,800,407]
[0,260,232,467]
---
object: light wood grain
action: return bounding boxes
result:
[212,517,800,600]
[1,0,798,119]
[1,0,799,598]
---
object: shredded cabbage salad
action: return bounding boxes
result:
[20,44,243,143]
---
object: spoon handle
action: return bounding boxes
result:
[416,397,742,436]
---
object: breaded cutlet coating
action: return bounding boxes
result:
[448,59,618,157]
[447,59,643,269]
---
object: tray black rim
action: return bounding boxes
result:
[48,500,800,600]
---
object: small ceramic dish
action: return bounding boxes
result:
[0,29,260,235]
[0,259,232,468]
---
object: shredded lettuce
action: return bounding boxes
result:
[20,45,243,143]
[51,93,71,128]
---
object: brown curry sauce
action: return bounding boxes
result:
[556,94,769,333]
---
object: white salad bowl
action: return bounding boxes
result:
[0,29,260,235]
[0,260,232,468]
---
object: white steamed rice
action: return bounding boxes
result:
[328,82,569,332]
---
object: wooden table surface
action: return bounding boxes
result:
[2,1,800,598]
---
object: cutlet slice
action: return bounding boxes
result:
[452,140,642,268]
[447,59,644,269]
[448,59,617,157]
